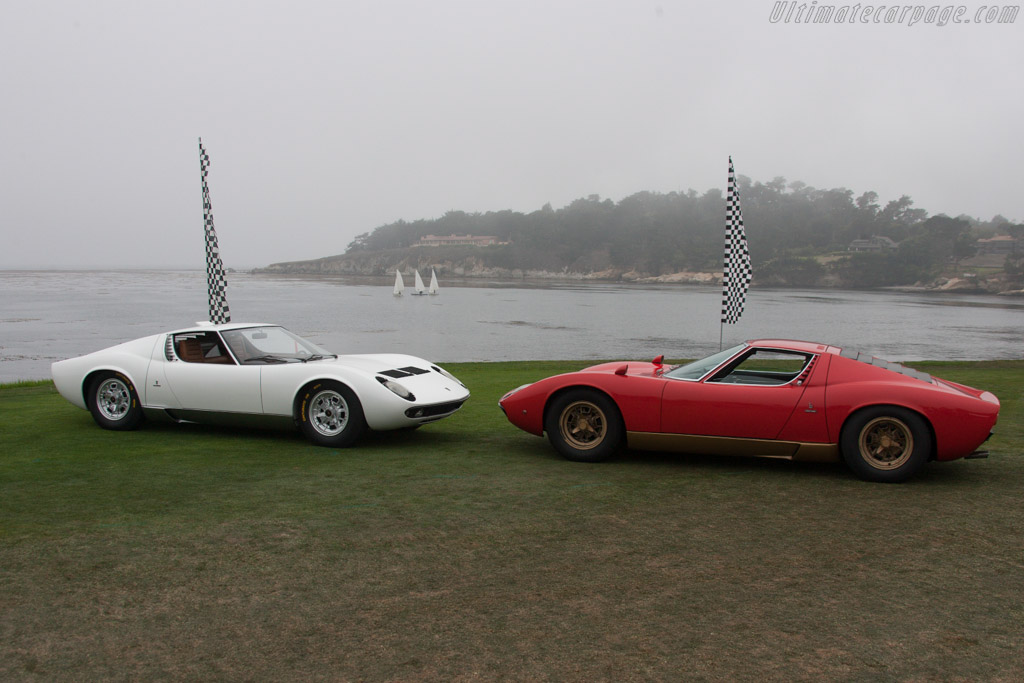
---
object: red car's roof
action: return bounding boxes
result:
[746,339,837,355]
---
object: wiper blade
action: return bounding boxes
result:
[244,355,289,364]
[301,354,337,363]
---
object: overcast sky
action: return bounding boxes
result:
[1,0,1021,270]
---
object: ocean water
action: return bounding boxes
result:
[1,269,1021,383]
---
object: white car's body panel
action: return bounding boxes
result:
[52,334,162,411]
[255,353,465,429]
[162,361,264,413]
[51,322,469,439]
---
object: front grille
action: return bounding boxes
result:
[405,400,466,419]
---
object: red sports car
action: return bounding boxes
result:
[498,340,1000,483]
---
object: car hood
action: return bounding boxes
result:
[324,353,438,374]
[579,361,663,378]
[321,354,467,394]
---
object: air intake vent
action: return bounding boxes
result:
[164,336,176,361]
[404,400,466,419]
[379,366,430,379]
[795,355,818,384]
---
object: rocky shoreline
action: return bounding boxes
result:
[254,251,1022,295]
[255,255,718,283]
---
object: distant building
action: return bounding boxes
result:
[848,236,898,252]
[976,235,1019,255]
[415,234,507,247]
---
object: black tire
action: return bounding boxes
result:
[840,406,931,483]
[297,381,366,448]
[87,371,145,431]
[544,389,623,462]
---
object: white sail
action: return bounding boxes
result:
[413,269,426,295]
[393,270,405,296]
[428,269,439,295]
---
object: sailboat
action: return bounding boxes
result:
[428,269,439,295]
[393,270,405,296]
[411,269,428,296]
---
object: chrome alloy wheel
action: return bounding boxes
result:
[308,388,350,437]
[858,416,914,470]
[559,400,607,450]
[95,377,132,422]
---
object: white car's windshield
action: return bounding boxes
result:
[221,326,333,364]
[664,344,746,381]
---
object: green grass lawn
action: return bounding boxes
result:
[2,361,1022,680]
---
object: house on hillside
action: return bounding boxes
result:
[415,234,508,247]
[848,236,898,252]
[976,235,1019,255]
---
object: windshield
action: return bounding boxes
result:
[664,344,746,381]
[221,326,333,364]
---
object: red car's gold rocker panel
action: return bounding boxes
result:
[499,340,999,483]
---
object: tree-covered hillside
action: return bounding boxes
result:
[268,176,1022,290]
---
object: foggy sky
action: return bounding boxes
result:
[1,0,1021,270]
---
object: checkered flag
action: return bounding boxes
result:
[199,138,230,324]
[721,156,752,325]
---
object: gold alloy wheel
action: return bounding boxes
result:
[858,416,914,470]
[559,400,607,450]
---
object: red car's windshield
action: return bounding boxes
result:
[664,344,745,381]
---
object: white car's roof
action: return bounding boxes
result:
[169,322,276,334]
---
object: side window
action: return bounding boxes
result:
[173,332,234,365]
[708,349,812,386]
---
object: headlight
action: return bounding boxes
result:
[432,365,464,387]
[501,383,532,401]
[377,376,416,401]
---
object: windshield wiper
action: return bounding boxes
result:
[301,354,337,363]
[243,355,289,364]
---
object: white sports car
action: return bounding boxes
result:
[51,322,470,447]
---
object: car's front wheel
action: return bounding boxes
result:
[545,389,623,462]
[840,406,931,483]
[297,381,366,447]
[87,371,145,431]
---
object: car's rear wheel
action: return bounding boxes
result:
[297,381,366,447]
[87,371,145,431]
[840,406,931,483]
[545,389,623,462]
